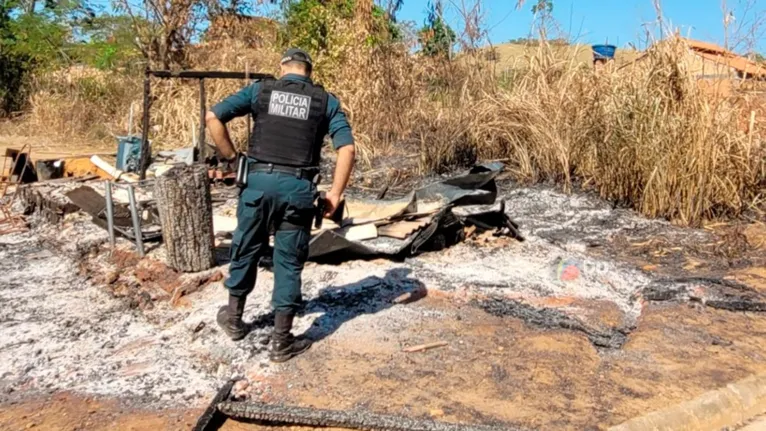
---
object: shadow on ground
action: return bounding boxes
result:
[245,268,426,343]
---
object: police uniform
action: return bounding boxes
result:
[211,49,353,362]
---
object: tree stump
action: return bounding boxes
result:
[154,164,215,272]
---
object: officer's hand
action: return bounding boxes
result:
[323,191,341,218]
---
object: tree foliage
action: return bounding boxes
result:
[0,1,32,115]
[281,0,401,56]
[0,0,145,115]
[418,0,455,57]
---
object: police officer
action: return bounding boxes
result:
[205,48,355,363]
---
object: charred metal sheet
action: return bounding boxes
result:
[217,399,522,431]
[308,163,516,261]
[65,186,132,227]
[64,186,162,241]
[457,201,524,242]
[413,163,502,208]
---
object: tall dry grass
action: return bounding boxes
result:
[8,26,765,226]
[413,39,764,225]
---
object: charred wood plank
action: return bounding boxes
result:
[148,70,273,80]
[192,380,234,431]
[217,400,519,431]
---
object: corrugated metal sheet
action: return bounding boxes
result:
[618,37,766,79]
[680,37,728,55]
[693,51,766,79]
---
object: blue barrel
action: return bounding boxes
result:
[116,135,142,172]
[592,44,616,61]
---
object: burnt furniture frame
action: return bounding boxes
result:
[139,69,274,180]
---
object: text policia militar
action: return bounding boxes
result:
[269,91,311,120]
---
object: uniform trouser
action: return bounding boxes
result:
[224,171,316,313]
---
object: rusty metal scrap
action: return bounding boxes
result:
[0,145,32,234]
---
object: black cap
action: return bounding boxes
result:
[281,48,313,68]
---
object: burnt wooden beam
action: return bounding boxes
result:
[148,70,273,80]
[139,71,152,180]
[137,69,273,179]
[198,78,206,162]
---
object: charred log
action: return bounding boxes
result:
[217,400,519,431]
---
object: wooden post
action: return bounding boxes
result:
[154,164,215,272]
[139,71,152,180]
[748,110,756,150]
[198,78,207,162]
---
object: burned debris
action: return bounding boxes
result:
[2,134,765,431]
[194,379,523,431]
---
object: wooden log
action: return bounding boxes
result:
[154,164,215,272]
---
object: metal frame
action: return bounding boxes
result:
[0,145,32,234]
[103,180,151,257]
[138,69,274,180]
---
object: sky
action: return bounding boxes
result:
[395,0,765,53]
[87,0,765,54]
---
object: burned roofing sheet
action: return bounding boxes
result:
[308,162,510,260]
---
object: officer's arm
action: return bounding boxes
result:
[206,84,257,161]
[206,113,237,161]
[326,96,355,201]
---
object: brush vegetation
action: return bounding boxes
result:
[2,4,765,227]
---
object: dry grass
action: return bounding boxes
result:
[411,39,764,225]
[490,42,642,74]
[7,25,765,226]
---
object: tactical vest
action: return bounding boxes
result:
[249,79,329,167]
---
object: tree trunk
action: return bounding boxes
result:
[154,164,215,272]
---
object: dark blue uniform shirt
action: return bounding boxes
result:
[211,74,354,149]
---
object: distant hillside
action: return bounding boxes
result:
[486,42,642,71]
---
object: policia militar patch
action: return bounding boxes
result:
[268,91,311,120]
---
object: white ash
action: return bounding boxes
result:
[0,182,707,408]
[0,225,436,407]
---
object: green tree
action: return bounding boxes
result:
[418,0,455,57]
[74,14,143,70]
[281,0,401,55]
[0,0,34,115]
[0,0,103,114]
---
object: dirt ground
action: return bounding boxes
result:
[2,294,765,431]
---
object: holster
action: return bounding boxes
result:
[235,153,248,187]
[314,192,326,230]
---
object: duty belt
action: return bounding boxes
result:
[249,162,320,182]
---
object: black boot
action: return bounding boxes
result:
[269,311,312,363]
[217,295,247,341]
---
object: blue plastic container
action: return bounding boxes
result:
[592,44,616,61]
[116,135,142,172]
